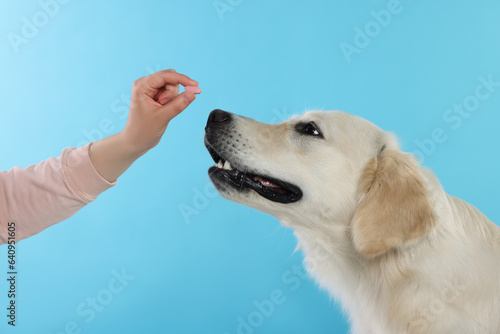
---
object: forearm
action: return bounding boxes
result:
[0,143,116,244]
[89,132,145,183]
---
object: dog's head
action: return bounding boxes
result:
[204,109,435,257]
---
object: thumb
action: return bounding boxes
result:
[161,91,196,120]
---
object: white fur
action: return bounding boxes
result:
[206,110,500,333]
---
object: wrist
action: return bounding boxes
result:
[88,132,146,183]
[116,131,150,160]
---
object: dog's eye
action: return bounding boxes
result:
[296,122,323,138]
[304,123,320,136]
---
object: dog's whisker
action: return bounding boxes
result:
[319,79,334,111]
[276,226,287,252]
[259,224,283,240]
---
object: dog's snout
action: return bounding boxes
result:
[206,109,232,128]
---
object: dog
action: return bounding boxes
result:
[204,109,500,333]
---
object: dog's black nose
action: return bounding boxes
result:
[206,109,231,127]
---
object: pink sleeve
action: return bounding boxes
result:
[0,142,116,244]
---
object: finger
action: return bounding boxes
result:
[152,75,178,101]
[153,86,166,101]
[157,84,180,105]
[139,70,198,98]
[160,92,196,120]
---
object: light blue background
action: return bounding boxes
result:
[1,0,499,333]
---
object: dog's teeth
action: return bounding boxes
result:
[224,161,232,170]
[217,160,223,168]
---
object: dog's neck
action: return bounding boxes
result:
[292,217,431,333]
[292,221,365,296]
[289,173,500,333]
[287,170,447,331]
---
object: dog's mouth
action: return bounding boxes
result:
[205,143,302,204]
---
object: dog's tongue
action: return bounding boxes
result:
[253,176,279,188]
[253,176,287,194]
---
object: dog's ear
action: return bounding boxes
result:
[351,147,435,256]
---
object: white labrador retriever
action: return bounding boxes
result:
[204,109,500,334]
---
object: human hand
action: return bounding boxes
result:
[120,69,200,156]
[88,69,200,183]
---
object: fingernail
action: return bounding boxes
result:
[160,98,171,105]
[185,85,202,94]
[183,92,195,103]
